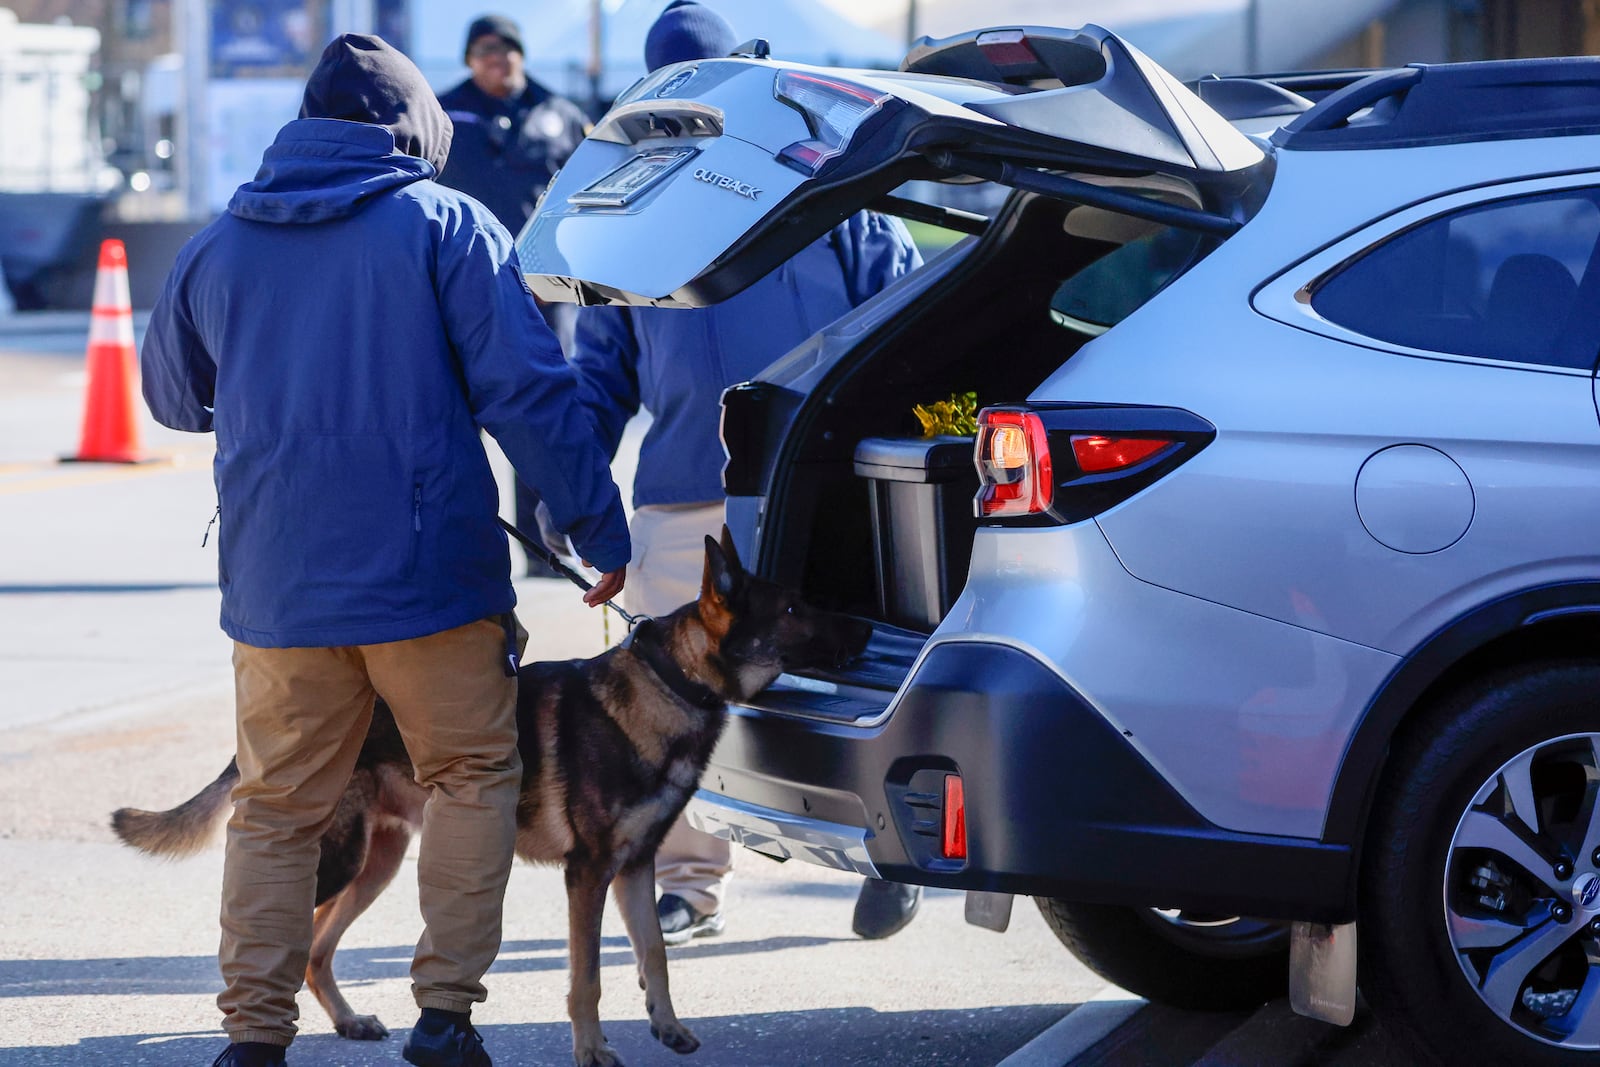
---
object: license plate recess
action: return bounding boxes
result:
[568,146,698,208]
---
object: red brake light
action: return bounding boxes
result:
[942,774,967,860]
[975,30,1042,74]
[1070,435,1173,474]
[975,409,1053,517]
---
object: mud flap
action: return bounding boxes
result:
[964,890,1014,932]
[1289,920,1357,1025]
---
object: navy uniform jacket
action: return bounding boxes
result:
[436,77,588,235]
[140,118,630,648]
[572,213,923,508]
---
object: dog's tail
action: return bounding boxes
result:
[111,758,239,857]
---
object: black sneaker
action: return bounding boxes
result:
[657,892,725,946]
[402,1009,491,1067]
[211,1043,286,1067]
[851,878,922,940]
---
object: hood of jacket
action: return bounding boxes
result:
[229,33,452,225]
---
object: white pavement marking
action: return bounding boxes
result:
[997,985,1148,1067]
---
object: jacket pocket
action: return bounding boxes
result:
[406,481,422,578]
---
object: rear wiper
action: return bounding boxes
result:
[931,151,1241,237]
[869,194,990,237]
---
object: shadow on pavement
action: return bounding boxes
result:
[0,935,848,999]
[4,1002,1072,1066]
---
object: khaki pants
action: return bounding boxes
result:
[625,503,732,916]
[219,616,522,1046]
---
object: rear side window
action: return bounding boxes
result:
[1311,189,1600,370]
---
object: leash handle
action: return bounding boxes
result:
[497,516,643,627]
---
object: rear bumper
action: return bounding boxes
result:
[692,640,1356,923]
[684,791,881,877]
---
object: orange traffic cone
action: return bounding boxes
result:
[62,239,147,464]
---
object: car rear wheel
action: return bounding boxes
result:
[1361,661,1600,1066]
[1035,897,1289,1009]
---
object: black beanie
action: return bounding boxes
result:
[644,1,737,73]
[464,14,524,61]
[300,34,453,173]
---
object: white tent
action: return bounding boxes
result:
[411,0,902,107]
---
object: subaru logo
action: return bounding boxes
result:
[1580,873,1600,909]
[656,68,696,98]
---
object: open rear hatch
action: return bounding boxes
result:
[517,24,1268,308]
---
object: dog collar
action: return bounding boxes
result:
[627,619,724,711]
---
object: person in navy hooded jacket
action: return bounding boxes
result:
[435,14,594,574]
[141,34,627,1067]
[566,1,926,947]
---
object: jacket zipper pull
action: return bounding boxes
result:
[201,505,220,547]
[414,487,422,532]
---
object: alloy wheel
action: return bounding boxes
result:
[1446,731,1600,1048]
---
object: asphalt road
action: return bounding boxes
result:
[0,314,1410,1066]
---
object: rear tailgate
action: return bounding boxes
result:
[517,24,1266,308]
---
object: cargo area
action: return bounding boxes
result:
[738,184,1220,666]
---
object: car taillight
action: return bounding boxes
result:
[975,409,1053,517]
[974,404,1216,525]
[774,71,891,174]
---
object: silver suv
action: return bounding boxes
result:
[522,26,1600,1065]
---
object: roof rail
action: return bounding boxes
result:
[1273,56,1600,151]
[1235,69,1397,99]
[1190,76,1313,122]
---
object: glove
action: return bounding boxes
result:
[533,498,572,559]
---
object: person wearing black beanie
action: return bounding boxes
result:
[435,12,589,260]
[142,32,628,1067]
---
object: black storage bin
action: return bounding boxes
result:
[853,436,979,632]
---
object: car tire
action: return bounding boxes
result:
[1361,660,1600,1067]
[1034,897,1289,1010]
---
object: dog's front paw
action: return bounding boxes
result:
[573,1038,625,1067]
[651,1019,700,1055]
[335,1013,388,1040]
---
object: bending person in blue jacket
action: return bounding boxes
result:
[571,2,925,946]
[140,35,627,1067]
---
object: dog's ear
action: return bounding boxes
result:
[718,524,743,575]
[701,534,738,607]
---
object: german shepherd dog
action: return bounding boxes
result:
[112,528,870,1067]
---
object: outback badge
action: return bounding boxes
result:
[693,167,761,201]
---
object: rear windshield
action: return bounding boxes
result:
[1049,222,1208,335]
